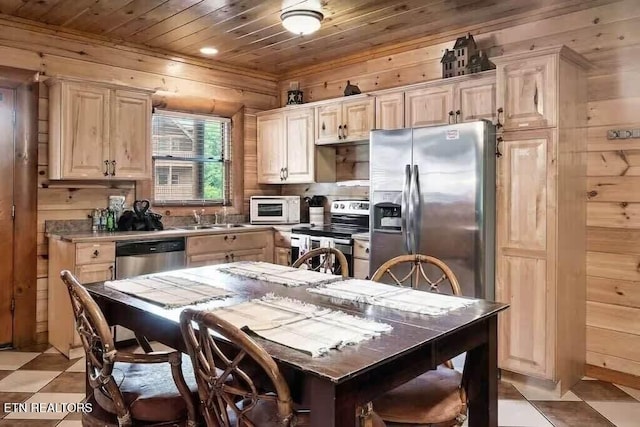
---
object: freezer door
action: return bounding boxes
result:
[369,129,413,279]
[411,122,493,298]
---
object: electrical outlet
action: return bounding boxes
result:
[608,129,640,140]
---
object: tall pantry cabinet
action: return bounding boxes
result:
[493,46,590,393]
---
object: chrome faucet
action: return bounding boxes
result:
[192,209,205,225]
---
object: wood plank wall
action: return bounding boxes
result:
[280,0,640,378]
[0,18,278,343]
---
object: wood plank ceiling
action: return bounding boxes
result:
[0,0,619,74]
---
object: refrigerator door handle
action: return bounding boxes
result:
[402,164,411,253]
[410,164,421,253]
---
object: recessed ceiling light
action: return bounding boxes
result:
[200,47,218,55]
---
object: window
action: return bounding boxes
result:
[152,110,231,205]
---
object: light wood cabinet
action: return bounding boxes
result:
[257,108,335,184]
[353,237,370,279]
[494,46,589,393]
[375,92,404,130]
[48,79,153,180]
[497,54,557,130]
[273,230,292,266]
[456,77,497,123]
[186,231,274,267]
[315,97,374,144]
[405,85,454,128]
[49,239,115,358]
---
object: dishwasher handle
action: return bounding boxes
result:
[115,238,185,257]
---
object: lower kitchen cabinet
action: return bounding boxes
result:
[187,230,274,267]
[353,237,370,279]
[48,239,115,358]
[273,230,292,266]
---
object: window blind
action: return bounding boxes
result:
[152,110,231,205]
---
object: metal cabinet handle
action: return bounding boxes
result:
[230,253,235,261]
[338,125,343,140]
[342,123,348,138]
[321,122,325,131]
[455,110,461,123]
[103,160,109,176]
[448,111,454,124]
[225,254,229,261]
[110,160,116,176]
[232,235,237,241]
[496,136,503,158]
[496,107,504,129]
[92,250,99,257]
[224,235,228,241]
[108,265,114,280]
[280,168,284,181]
[365,248,369,254]
[284,167,288,180]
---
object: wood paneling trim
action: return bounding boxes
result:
[587,276,640,308]
[587,301,640,335]
[587,358,640,387]
[587,326,640,362]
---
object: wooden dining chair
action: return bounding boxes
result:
[292,247,349,278]
[60,270,198,427]
[370,255,467,426]
[179,308,387,427]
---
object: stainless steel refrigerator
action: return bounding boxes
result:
[369,121,495,299]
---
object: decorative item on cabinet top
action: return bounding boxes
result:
[441,33,495,79]
[46,77,154,181]
[344,80,361,96]
[287,81,304,105]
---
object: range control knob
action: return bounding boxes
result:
[340,204,345,209]
[333,203,339,209]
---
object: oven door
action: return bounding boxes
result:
[291,234,354,277]
[250,198,288,224]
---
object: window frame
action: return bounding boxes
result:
[151,109,232,207]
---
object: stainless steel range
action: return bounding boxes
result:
[291,200,369,277]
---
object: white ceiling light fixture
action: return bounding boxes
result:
[281,9,324,35]
[199,47,219,55]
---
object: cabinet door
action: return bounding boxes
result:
[405,85,454,128]
[110,90,152,179]
[342,98,375,141]
[497,55,556,130]
[496,130,555,380]
[257,113,286,183]
[61,83,110,179]
[284,109,314,183]
[187,251,229,267]
[274,247,292,266]
[315,103,342,144]
[456,78,497,122]
[375,92,404,130]
[75,263,114,284]
[353,258,370,279]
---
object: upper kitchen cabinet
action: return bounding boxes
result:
[375,92,404,130]
[495,53,557,130]
[315,97,374,144]
[47,79,153,180]
[405,85,454,127]
[257,107,334,184]
[455,76,497,123]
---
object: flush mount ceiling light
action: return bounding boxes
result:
[281,9,324,35]
[199,47,219,55]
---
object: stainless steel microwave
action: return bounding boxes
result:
[250,196,300,224]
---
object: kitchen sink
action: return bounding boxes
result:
[171,224,250,231]
[215,224,248,228]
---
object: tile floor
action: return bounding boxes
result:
[0,346,639,426]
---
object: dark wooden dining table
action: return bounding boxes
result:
[85,264,508,427]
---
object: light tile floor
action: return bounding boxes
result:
[0,346,639,426]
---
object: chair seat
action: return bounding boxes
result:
[373,365,464,425]
[94,356,198,423]
[229,399,387,427]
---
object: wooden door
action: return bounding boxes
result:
[342,98,374,141]
[496,130,555,380]
[61,83,110,179]
[0,87,14,346]
[405,85,454,128]
[110,90,151,179]
[257,113,285,183]
[375,92,404,130]
[497,55,556,130]
[284,109,314,183]
[315,103,342,144]
[456,78,497,122]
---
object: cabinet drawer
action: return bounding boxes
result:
[76,242,115,265]
[188,248,266,268]
[187,231,272,256]
[274,231,291,248]
[354,239,370,259]
[75,263,114,284]
[353,258,370,279]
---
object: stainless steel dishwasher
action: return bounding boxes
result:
[113,238,186,345]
